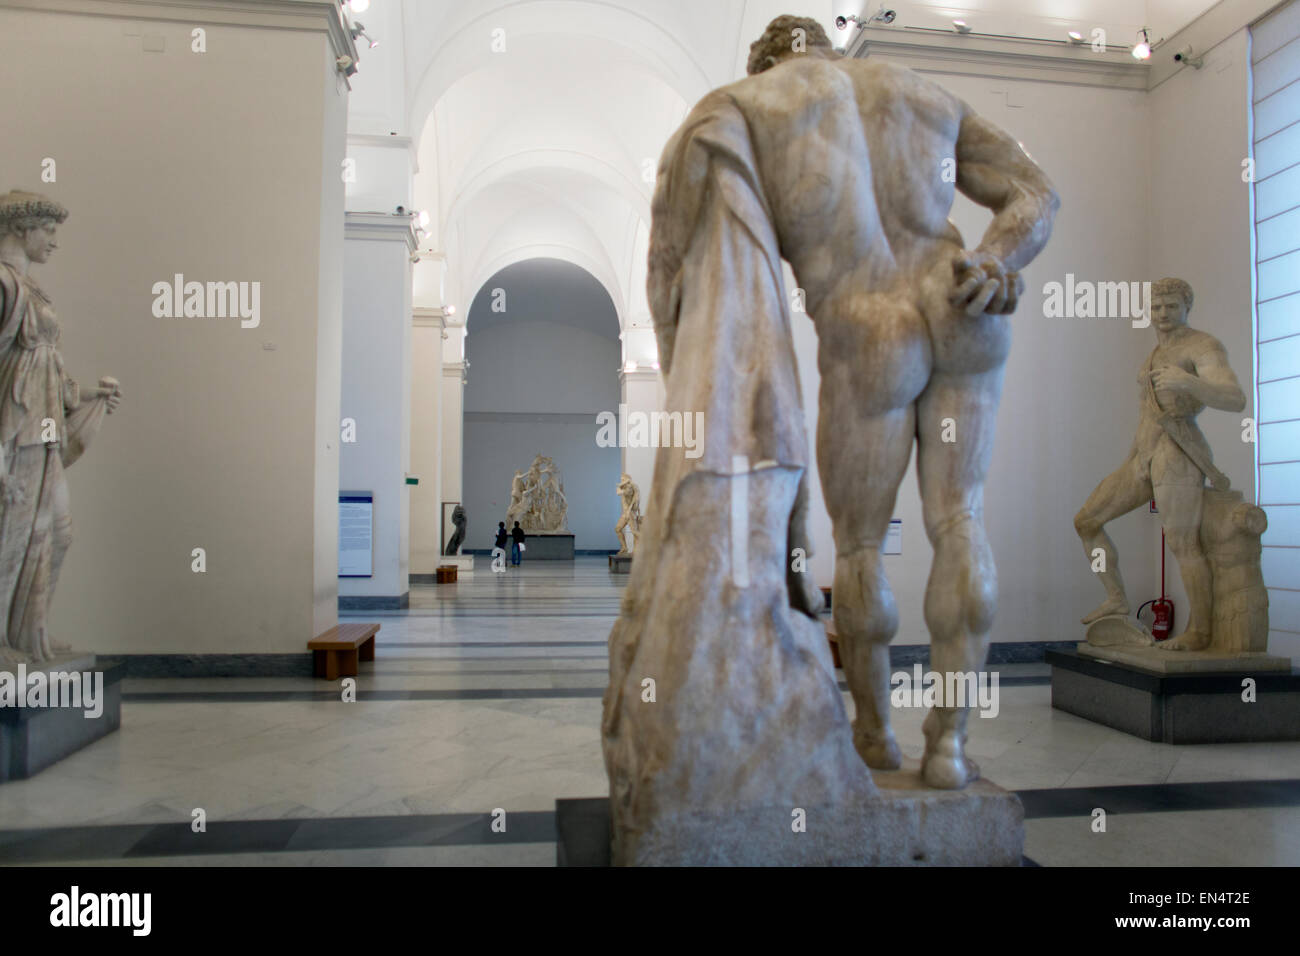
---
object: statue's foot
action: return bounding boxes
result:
[1161,629,1211,652]
[1081,598,1130,625]
[922,749,981,790]
[853,728,902,771]
[921,710,979,790]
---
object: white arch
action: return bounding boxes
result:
[467,245,624,331]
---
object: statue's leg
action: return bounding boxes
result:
[1153,479,1212,650]
[1073,462,1151,624]
[915,366,1004,790]
[818,397,916,771]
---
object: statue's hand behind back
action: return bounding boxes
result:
[950,251,1023,317]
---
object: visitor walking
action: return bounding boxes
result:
[511,521,526,565]
[493,522,509,571]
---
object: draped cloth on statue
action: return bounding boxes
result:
[601,91,874,865]
[0,263,111,662]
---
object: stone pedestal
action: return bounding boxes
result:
[520,533,574,560]
[1,654,123,783]
[608,554,632,574]
[1048,646,1299,743]
[558,763,1024,866]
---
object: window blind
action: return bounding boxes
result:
[1253,0,1300,638]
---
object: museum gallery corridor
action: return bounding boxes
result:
[0,558,1296,866]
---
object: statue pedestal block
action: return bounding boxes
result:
[1048,646,1300,743]
[608,554,632,574]
[520,533,574,560]
[558,764,1024,866]
[443,555,475,573]
[1,654,123,783]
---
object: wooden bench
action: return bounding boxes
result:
[435,565,458,583]
[308,622,380,680]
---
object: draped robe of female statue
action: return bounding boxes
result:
[0,239,116,663]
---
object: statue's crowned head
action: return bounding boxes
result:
[747,15,835,75]
[1151,277,1194,332]
[0,190,68,264]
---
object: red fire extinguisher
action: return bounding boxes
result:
[1138,527,1175,641]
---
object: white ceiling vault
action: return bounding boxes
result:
[343,0,1222,334]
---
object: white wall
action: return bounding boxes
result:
[463,320,622,549]
[410,318,444,573]
[0,5,347,656]
[339,225,413,600]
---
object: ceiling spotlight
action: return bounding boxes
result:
[953,19,972,35]
[444,305,456,316]
[1132,28,1152,60]
[1067,31,1085,44]
[417,210,430,230]
[350,21,378,49]
[335,54,356,77]
[346,0,370,13]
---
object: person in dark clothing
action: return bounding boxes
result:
[493,522,509,570]
[511,521,526,565]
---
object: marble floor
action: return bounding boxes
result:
[1,556,1297,866]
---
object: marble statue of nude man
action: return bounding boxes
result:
[1074,278,1246,650]
[732,18,1059,787]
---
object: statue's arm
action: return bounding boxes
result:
[1191,342,1248,412]
[954,109,1060,273]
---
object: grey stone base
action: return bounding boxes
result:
[339,591,409,611]
[518,534,575,560]
[560,767,1023,866]
[608,554,633,574]
[1076,642,1291,673]
[1,656,124,783]
[1048,647,1300,743]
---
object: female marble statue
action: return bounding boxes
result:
[0,190,121,664]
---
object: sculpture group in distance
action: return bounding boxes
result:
[507,454,569,533]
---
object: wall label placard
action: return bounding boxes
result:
[884,518,902,555]
[339,493,373,577]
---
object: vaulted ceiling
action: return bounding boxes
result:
[345,0,1222,331]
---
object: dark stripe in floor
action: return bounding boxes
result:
[2,778,1295,863]
[386,641,609,647]
[120,676,1050,703]
[1018,778,1300,818]
[123,688,610,702]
